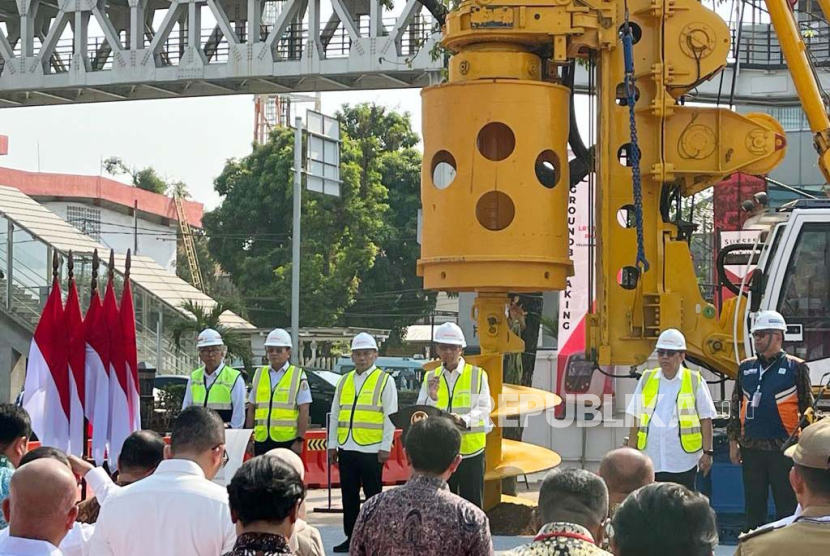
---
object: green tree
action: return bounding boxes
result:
[168,300,253,371]
[337,104,436,343]
[203,126,387,327]
[103,156,188,197]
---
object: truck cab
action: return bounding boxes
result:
[746,199,830,385]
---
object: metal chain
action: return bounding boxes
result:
[622,8,650,274]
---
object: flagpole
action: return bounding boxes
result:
[68,250,89,501]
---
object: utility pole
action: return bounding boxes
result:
[291,116,302,363]
[133,200,139,255]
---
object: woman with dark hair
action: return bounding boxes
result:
[224,456,307,556]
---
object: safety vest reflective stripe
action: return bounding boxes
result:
[431,364,487,456]
[190,366,240,418]
[253,365,303,443]
[337,369,389,447]
[637,367,702,454]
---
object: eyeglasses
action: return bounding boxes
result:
[212,444,229,468]
[657,349,680,357]
[199,347,222,355]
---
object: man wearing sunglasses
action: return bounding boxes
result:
[182,328,246,429]
[626,328,716,491]
[727,310,813,532]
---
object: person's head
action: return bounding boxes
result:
[118,430,165,485]
[598,448,655,508]
[0,404,31,467]
[227,456,306,538]
[433,323,466,369]
[19,446,69,468]
[169,407,226,480]
[350,333,379,373]
[264,328,293,370]
[655,329,686,376]
[786,419,830,508]
[611,483,717,556]
[751,310,787,357]
[2,458,78,547]
[537,468,609,543]
[197,328,226,370]
[404,417,462,480]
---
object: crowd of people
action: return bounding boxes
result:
[0,309,827,555]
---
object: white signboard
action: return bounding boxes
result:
[306,110,342,197]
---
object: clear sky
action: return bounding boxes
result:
[0,88,424,211]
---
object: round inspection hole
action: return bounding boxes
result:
[615,82,640,106]
[617,266,640,290]
[616,204,637,228]
[477,122,516,162]
[535,150,561,189]
[617,143,635,167]
[431,150,457,190]
[618,22,642,44]
[476,191,515,231]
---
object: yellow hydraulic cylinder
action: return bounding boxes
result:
[419,79,573,292]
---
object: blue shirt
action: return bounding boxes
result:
[0,456,15,529]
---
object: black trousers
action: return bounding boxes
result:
[741,447,798,531]
[448,452,485,509]
[339,449,383,540]
[655,466,698,491]
[254,438,297,456]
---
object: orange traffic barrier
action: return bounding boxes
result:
[299,429,411,488]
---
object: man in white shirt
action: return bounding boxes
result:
[626,329,717,491]
[327,333,398,553]
[416,322,493,508]
[245,328,312,456]
[182,329,246,429]
[0,458,78,556]
[89,407,236,556]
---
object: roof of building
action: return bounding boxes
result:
[0,185,251,330]
[0,166,203,228]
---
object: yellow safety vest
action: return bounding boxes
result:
[253,365,305,443]
[190,365,241,422]
[430,364,488,456]
[637,367,703,454]
[337,369,390,447]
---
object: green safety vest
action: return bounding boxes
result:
[337,369,390,447]
[253,365,305,443]
[190,365,241,422]
[430,364,488,456]
[637,367,703,454]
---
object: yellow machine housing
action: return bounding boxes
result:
[419,80,572,292]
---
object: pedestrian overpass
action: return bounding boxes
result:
[0,1,825,107]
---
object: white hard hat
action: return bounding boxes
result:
[264,328,292,348]
[197,328,224,348]
[350,332,378,351]
[655,328,687,351]
[433,322,466,348]
[752,310,788,333]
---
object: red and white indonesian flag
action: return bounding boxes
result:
[120,277,141,432]
[65,279,86,457]
[104,279,131,466]
[23,276,71,451]
[85,288,110,465]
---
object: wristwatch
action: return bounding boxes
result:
[703,449,714,456]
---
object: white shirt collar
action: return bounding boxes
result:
[657,367,683,382]
[0,535,63,556]
[441,357,466,375]
[354,364,377,377]
[204,364,224,378]
[271,361,290,373]
[154,459,206,478]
